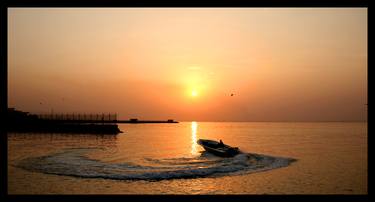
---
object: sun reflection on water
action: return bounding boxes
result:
[191,121,199,156]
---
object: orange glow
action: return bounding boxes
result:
[8,8,367,122]
[191,90,198,97]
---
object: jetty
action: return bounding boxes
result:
[7,108,178,134]
[34,113,178,124]
[118,118,178,124]
[7,108,121,134]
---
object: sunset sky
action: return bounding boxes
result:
[8,8,367,121]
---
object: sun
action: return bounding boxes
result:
[191,90,198,97]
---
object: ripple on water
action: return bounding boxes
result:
[15,148,296,181]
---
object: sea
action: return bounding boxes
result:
[8,122,367,194]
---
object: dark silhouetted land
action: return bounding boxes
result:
[7,108,122,134]
[7,108,178,134]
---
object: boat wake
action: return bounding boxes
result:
[15,148,296,181]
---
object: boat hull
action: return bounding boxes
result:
[197,139,240,157]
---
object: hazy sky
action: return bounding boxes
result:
[8,8,367,121]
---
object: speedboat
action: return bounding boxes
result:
[197,139,240,157]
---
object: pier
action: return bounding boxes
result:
[35,113,179,124]
[7,108,178,134]
[7,109,121,134]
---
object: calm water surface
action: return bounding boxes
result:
[8,122,367,194]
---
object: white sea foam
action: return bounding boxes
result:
[16,148,296,181]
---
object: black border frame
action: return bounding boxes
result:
[1,0,369,202]
[2,0,371,7]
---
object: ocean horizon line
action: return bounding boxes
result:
[134,120,368,123]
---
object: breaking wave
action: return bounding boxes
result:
[15,148,296,181]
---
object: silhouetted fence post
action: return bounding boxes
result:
[35,112,119,123]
